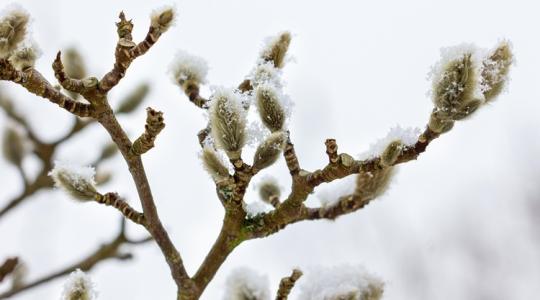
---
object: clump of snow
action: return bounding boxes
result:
[169,50,209,84]
[49,161,96,190]
[61,269,97,300]
[224,267,270,300]
[297,264,384,300]
[427,43,485,102]
[246,120,269,147]
[316,175,357,208]
[358,126,421,160]
[243,200,272,218]
[248,61,283,88]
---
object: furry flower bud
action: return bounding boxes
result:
[380,140,403,167]
[116,83,149,114]
[224,267,270,300]
[480,41,513,102]
[209,88,247,159]
[49,162,98,201]
[354,167,395,200]
[258,176,281,207]
[252,131,287,172]
[61,269,96,300]
[256,84,286,132]
[261,31,291,68]
[169,50,208,88]
[2,125,26,167]
[8,42,40,70]
[0,6,30,58]
[201,146,230,182]
[431,46,481,121]
[63,47,86,79]
[150,6,176,33]
[428,112,454,134]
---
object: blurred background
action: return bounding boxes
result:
[1,0,539,299]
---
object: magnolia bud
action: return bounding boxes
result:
[258,177,281,206]
[209,88,246,159]
[98,143,118,161]
[63,47,86,79]
[380,140,403,167]
[432,49,480,121]
[61,269,96,300]
[354,167,395,200]
[480,41,513,102]
[224,267,270,300]
[8,42,40,70]
[256,84,285,132]
[2,125,26,167]
[169,50,208,88]
[151,6,176,33]
[0,6,30,58]
[49,162,98,202]
[116,83,149,114]
[428,112,454,134]
[252,131,287,172]
[261,31,291,68]
[201,146,230,182]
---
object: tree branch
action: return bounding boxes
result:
[275,269,303,300]
[0,220,150,299]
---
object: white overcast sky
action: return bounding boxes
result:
[1,0,540,299]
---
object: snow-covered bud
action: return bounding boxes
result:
[98,143,118,161]
[428,112,454,134]
[380,140,403,167]
[150,6,176,33]
[258,176,281,206]
[298,265,384,300]
[63,47,86,79]
[201,146,230,182]
[256,84,286,132]
[61,269,97,300]
[249,62,281,88]
[209,88,246,159]
[2,125,26,167]
[224,267,270,300]
[8,42,40,70]
[480,40,513,102]
[261,31,291,68]
[354,167,395,201]
[431,46,481,121]
[116,83,149,114]
[169,50,208,98]
[49,162,98,202]
[94,171,112,186]
[0,5,30,58]
[252,131,287,172]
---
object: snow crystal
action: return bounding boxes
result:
[61,269,97,300]
[316,175,357,208]
[428,43,485,102]
[224,267,271,300]
[169,50,209,84]
[297,264,384,300]
[358,126,421,160]
[243,200,272,218]
[49,161,96,190]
